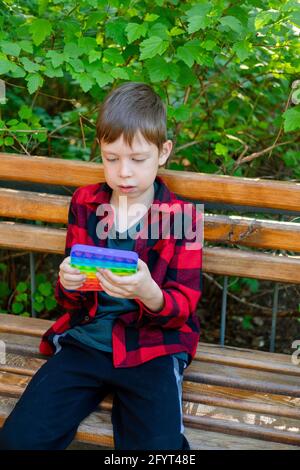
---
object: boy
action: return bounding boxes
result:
[0,82,203,450]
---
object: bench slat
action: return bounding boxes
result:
[186,362,300,397]
[185,413,300,446]
[1,362,300,420]
[1,328,298,375]
[0,188,69,224]
[1,363,299,421]
[1,153,300,211]
[1,189,300,252]
[184,382,300,419]
[1,386,299,448]
[2,347,300,397]
[0,227,300,282]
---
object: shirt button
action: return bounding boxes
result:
[84,315,90,321]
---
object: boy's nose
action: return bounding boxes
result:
[119,162,133,177]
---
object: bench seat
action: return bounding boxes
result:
[0,315,299,450]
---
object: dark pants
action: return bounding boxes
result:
[0,334,190,450]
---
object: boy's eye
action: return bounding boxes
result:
[106,158,146,162]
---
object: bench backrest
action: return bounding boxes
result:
[0,153,300,284]
[1,152,300,350]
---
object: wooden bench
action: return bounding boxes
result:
[0,153,300,450]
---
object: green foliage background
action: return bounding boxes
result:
[0,0,300,177]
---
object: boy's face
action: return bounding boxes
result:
[100,130,172,201]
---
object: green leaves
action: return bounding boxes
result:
[186,3,211,33]
[64,42,83,59]
[26,73,44,94]
[38,282,53,297]
[176,40,201,67]
[233,40,251,61]
[219,16,244,34]
[33,280,57,313]
[10,281,29,315]
[46,50,65,68]
[0,272,58,316]
[29,19,53,46]
[145,56,179,82]
[242,315,254,331]
[103,48,125,64]
[111,67,129,80]
[140,36,169,60]
[88,50,102,64]
[93,70,114,88]
[283,106,300,132]
[215,143,228,157]
[77,73,94,92]
[20,57,40,73]
[0,41,21,57]
[282,150,300,169]
[168,104,190,122]
[16,282,27,293]
[105,18,128,46]
[126,23,148,44]
[12,302,24,314]
[3,136,14,146]
[0,0,298,180]
[0,59,11,75]
[0,281,10,300]
[255,10,280,30]
[44,63,64,78]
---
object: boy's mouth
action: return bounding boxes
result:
[118,185,136,192]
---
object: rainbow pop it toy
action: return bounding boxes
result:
[70,243,138,291]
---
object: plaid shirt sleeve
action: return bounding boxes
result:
[54,189,85,313]
[136,208,203,329]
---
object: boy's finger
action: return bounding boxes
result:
[64,273,86,281]
[62,264,81,274]
[97,272,124,295]
[98,268,136,285]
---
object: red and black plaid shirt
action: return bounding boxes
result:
[39,175,203,368]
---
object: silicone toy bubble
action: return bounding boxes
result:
[70,243,138,291]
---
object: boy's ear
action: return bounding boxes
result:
[158,154,170,168]
[159,140,173,167]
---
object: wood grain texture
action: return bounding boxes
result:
[1,188,300,252]
[1,153,300,211]
[0,223,299,282]
[0,326,299,448]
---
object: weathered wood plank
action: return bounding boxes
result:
[1,153,300,211]
[0,188,69,224]
[0,226,300,282]
[1,188,300,251]
[0,396,299,449]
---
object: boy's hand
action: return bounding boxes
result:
[59,256,87,290]
[96,258,164,310]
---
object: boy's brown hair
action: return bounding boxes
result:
[96,82,167,153]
